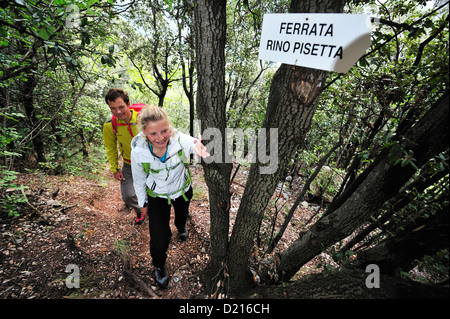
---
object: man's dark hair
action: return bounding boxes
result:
[105,88,130,105]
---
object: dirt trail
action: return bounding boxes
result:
[1,167,211,299]
[2,164,328,299]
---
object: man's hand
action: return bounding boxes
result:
[113,170,125,181]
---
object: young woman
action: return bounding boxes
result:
[130,105,209,288]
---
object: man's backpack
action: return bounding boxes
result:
[111,103,145,137]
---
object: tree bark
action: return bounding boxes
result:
[338,167,448,255]
[20,62,45,164]
[353,205,449,276]
[277,92,449,280]
[226,0,348,294]
[193,0,233,282]
[243,267,449,299]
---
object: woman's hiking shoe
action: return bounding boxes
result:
[135,211,145,225]
[178,227,189,241]
[155,264,169,288]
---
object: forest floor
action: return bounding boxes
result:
[0,163,332,299]
[1,162,446,300]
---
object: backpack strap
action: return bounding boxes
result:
[142,162,150,175]
[175,143,192,202]
[111,109,139,137]
[111,115,118,135]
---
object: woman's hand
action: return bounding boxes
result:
[193,135,210,159]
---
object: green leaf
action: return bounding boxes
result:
[39,28,50,40]
[387,143,403,164]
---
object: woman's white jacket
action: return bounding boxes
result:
[131,130,196,207]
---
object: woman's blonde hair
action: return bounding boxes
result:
[138,104,173,134]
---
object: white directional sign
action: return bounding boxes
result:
[258,14,372,73]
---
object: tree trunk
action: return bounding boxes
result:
[193,0,233,283]
[277,92,449,280]
[20,65,45,164]
[338,167,448,255]
[175,1,196,137]
[243,267,449,299]
[226,0,348,294]
[353,205,449,276]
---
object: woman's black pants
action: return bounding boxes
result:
[147,187,193,268]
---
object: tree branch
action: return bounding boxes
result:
[413,16,449,67]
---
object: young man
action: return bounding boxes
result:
[103,88,145,224]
